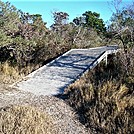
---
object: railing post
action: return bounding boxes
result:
[105,51,108,66]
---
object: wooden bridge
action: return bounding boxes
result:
[12,45,119,96]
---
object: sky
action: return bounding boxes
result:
[1,0,133,27]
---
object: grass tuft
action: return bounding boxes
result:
[0,105,54,134]
[0,62,21,84]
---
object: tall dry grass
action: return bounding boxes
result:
[63,54,134,134]
[0,62,21,84]
[0,62,39,86]
[0,105,54,134]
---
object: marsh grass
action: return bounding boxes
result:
[0,105,54,134]
[63,55,134,134]
[0,62,21,84]
[0,62,40,86]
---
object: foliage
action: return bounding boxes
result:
[107,2,134,49]
[73,11,106,34]
[0,1,106,71]
[51,11,69,29]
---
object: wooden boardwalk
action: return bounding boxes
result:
[12,45,118,96]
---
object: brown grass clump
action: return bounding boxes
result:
[0,62,39,88]
[63,57,134,134]
[0,62,22,84]
[0,105,54,134]
[65,77,134,134]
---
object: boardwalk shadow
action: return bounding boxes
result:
[48,54,96,70]
[53,51,107,97]
[52,55,102,96]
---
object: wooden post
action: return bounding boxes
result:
[105,51,108,66]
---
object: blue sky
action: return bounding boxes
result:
[2,0,133,27]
